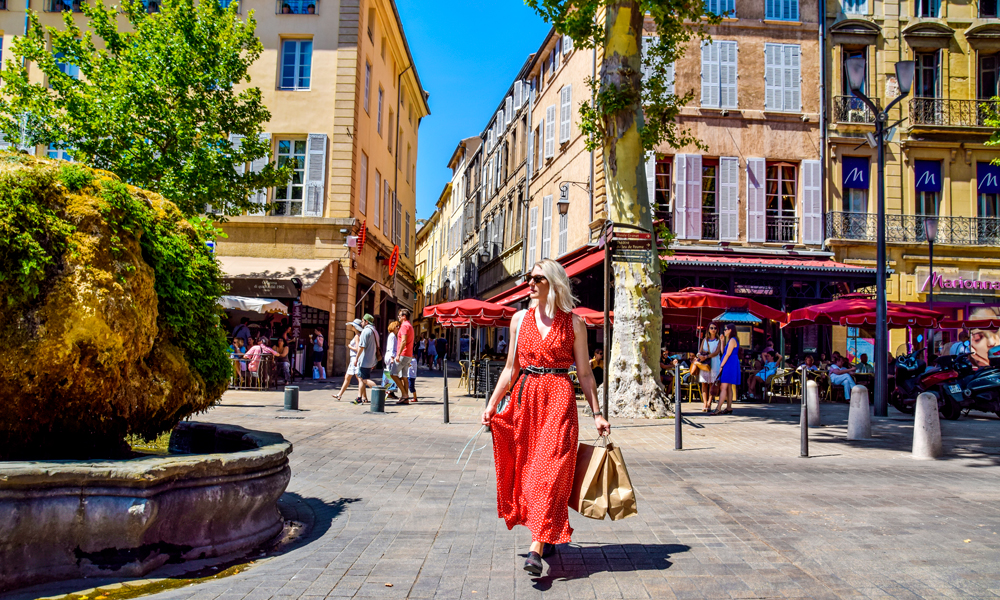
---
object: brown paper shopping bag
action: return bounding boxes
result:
[605,440,638,521]
[568,439,609,520]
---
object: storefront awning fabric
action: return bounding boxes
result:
[217,256,338,313]
[218,295,288,314]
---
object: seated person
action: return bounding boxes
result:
[590,348,604,386]
[855,353,874,374]
[828,356,857,399]
[748,350,778,400]
[798,354,818,371]
[306,3,315,12]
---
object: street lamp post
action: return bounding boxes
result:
[924,216,938,359]
[845,57,915,418]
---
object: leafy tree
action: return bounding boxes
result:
[526,0,717,417]
[0,0,289,217]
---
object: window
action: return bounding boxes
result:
[765,0,798,20]
[388,109,394,149]
[406,144,411,183]
[700,41,738,109]
[841,48,868,95]
[359,151,368,215]
[915,160,941,217]
[914,51,940,98]
[843,0,868,15]
[765,162,797,242]
[982,0,998,18]
[377,87,384,135]
[915,0,939,17]
[47,143,73,161]
[544,105,556,158]
[48,0,84,12]
[655,157,672,214]
[278,0,317,14]
[380,36,386,61]
[702,160,719,240]
[405,212,411,256]
[367,6,375,41]
[54,52,79,79]
[364,61,371,113]
[555,38,561,70]
[705,0,734,15]
[374,170,381,226]
[559,85,572,144]
[279,39,312,90]
[541,195,552,258]
[842,156,869,213]
[981,53,1000,100]
[764,44,800,112]
[273,139,307,216]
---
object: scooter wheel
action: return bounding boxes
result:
[940,401,962,421]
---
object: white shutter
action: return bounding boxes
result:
[685,155,702,240]
[527,125,534,177]
[497,111,504,132]
[249,132,271,206]
[563,34,573,54]
[802,159,823,245]
[746,157,766,243]
[229,134,245,174]
[528,206,538,266]
[559,85,572,144]
[764,44,779,111]
[642,36,656,83]
[304,133,327,217]
[701,42,719,108]
[645,152,657,209]
[555,38,561,68]
[666,61,675,96]
[505,96,513,127]
[673,155,688,238]
[359,152,368,215]
[542,195,553,259]
[383,181,390,232]
[513,80,523,108]
[394,195,402,245]
[719,157,740,241]
[720,41,738,109]
[544,105,556,158]
[0,133,10,151]
[373,171,380,225]
[785,45,801,113]
[537,122,545,168]
[558,212,568,255]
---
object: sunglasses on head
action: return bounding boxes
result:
[525,274,548,285]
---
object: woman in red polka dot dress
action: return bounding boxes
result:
[482,259,610,576]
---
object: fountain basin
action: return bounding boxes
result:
[0,422,292,592]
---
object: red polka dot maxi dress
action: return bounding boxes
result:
[491,307,579,545]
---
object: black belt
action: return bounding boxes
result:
[515,365,571,406]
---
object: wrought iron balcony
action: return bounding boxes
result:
[827,211,1000,245]
[766,215,798,243]
[833,95,875,124]
[477,240,523,296]
[702,212,719,241]
[909,97,999,128]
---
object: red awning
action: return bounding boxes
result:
[661,254,874,273]
[840,311,940,329]
[940,318,1000,330]
[785,299,944,329]
[488,246,605,306]
[572,307,613,327]
[422,299,517,320]
[661,287,787,323]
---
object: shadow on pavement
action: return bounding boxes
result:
[530,543,690,590]
[274,493,360,554]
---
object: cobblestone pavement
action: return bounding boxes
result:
[73,369,1000,598]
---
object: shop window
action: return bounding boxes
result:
[914,51,940,99]
[273,138,307,216]
[702,159,719,240]
[765,162,797,243]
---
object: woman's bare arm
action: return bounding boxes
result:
[572,314,610,435]
[482,311,524,423]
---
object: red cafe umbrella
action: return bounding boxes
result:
[840,309,941,329]
[661,287,787,325]
[939,318,1000,330]
[784,298,944,329]
[572,307,614,328]
[423,299,516,320]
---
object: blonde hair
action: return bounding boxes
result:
[529,259,578,317]
[388,320,400,334]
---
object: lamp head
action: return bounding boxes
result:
[895,60,915,96]
[845,56,867,94]
[924,216,938,242]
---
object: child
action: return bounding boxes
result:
[407,359,418,402]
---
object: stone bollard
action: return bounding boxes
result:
[847,385,871,440]
[806,380,821,427]
[913,392,943,460]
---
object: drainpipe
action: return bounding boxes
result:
[393,64,413,252]
[590,42,596,228]
[521,79,535,277]
[819,0,827,250]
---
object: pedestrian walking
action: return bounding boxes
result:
[416,333,426,366]
[353,314,380,404]
[393,309,415,404]
[310,329,326,379]
[383,321,400,399]
[426,332,438,369]
[406,357,418,402]
[435,334,447,368]
[482,259,609,576]
[714,323,741,415]
[334,319,363,401]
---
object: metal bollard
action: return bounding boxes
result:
[283,386,299,411]
[370,386,386,413]
[800,371,809,458]
[674,363,682,450]
[443,358,450,424]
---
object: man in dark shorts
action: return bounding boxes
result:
[353,313,380,404]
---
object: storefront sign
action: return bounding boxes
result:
[914,160,942,193]
[611,231,653,263]
[842,156,869,189]
[222,278,299,298]
[921,271,1000,293]
[978,162,1000,194]
[290,300,302,340]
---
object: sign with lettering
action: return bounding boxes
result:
[921,271,1000,294]
[915,160,942,193]
[842,156,869,190]
[978,162,1000,194]
[222,278,299,298]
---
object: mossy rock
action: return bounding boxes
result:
[0,153,230,459]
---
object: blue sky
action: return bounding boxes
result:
[395,0,552,221]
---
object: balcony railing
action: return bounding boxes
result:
[702,212,719,241]
[909,97,999,128]
[827,211,1000,245]
[276,0,318,14]
[833,95,875,124]
[477,240,523,296]
[766,215,798,243]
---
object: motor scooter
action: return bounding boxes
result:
[935,348,1000,419]
[890,350,968,418]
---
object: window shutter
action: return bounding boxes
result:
[542,195,553,258]
[764,44,779,111]
[249,132,271,206]
[528,206,538,266]
[359,153,368,215]
[373,170,380,225]
[0,134,10,152]
[513,80,523,108]
[559,85,572,143]
[721,41,737,109]
[554,39,561,69]
[537,122,544,170]
[802,159,822,245]
[684,155,702,240]
[564,34,573,54]
[383,181,390,233]
[505,96,513,127]
[746,158,766,243]
[394,195,402,245]
[229,134,245,175]
[405,212,410,256]
[544,105,556,158]
[497,111,504,132]
[719,157,740,241]
[642,36,656,83]
[785,45,801,112]
[645,152,657,208]
[527,125,534,177]
[766,0,776,18]
[304,133,327,217]
[666,61,675,96]
[558,212,568,255]
[673,155,688,238]
[701,42,713,107]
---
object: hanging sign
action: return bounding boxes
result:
[388,245,400,277]
[357,221,367,255]
[978,162,1000,194]
[915,160,942,193]
[609,228,653,263]
[842,156,869,190]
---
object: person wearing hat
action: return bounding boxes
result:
[334,319,364,401]
[353,313,381,404]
